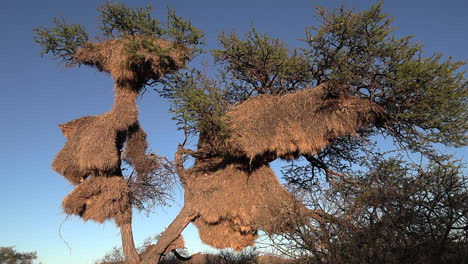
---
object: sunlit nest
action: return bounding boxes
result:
[73,37,189,86]
[62,176,132,226]
[52,88,139,184]
[185,161,311,251]
[223,82,385,161]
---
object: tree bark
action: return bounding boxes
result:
[140,206,197,264]
[121,221,140,264]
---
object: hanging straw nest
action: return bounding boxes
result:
[62,176,132,226]
[52,88,139,184]
[145,83,386,256]
[223,82,385,160]
[185,161,310,250]
[176,83,384,251]
[73,37,189,86]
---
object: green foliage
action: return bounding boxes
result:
[164,2,466,153]
[98,3,203,48]
[214,25,312,101]
[98,2,164,38]
[34,2,204,65]
[165,8,204,49]
[303,2,467,148]
[33,17,88,65]
[0,246,37,264]
[123,36,172,62]
[159,70,229,142]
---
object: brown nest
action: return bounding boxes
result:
[52,87,139,184]
[140,83,383,261]
[73,37,189,86]
[224,82,385,160]
[62,176,132,226]
[124,123,159,175]
[177,83,384,250]
[185,161,310,250]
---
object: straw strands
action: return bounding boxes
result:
[168,82,385,251]
[185,161,310,250]
[62,176,132,226]
[52,87,139,184]
[225,82,384,160]
[73,37,189,86]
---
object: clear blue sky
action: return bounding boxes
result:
[0,0,466,263]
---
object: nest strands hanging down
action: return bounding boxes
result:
[185,161,310,250]
[141,84,386,262]
[124,123,160,176]
[53,38,182,222]
[52,87,139,185]
[62,176,132,226]
[168,83,386,252]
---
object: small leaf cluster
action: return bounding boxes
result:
[98,2,165,38]
[0,246,37,264]
[33,17,88,65]
[214,25,313,101]
[159,70,230,142]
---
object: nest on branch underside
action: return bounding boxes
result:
[124,123,160,176]
[223,82,385,161]
[52,87,139,184]
[184,160,311,250]
[53,37,188,185]
[62,176,132,226]
[53,82,160,226]
[174,83,385,251]
[73,37,189,86]
[58,122,161,225]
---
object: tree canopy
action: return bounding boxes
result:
[0,247,37,264]
[158,2,467,262]
[35,2,467,264]
[34,2,203,70]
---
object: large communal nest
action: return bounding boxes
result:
[73,37,189,86]
[141,83,382,262]
[62,176,132,226]
[185,160,311,250]
[223,82,385,160]
[176,83,383,251]
[52,87,139,184]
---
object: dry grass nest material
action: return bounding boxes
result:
[178,83,385,251]
[185,161,311,250]
[124,123,159,175]
[53,88,139,184]
[73,37,189,85]
[62,176,132,226]
[225,82,384,160]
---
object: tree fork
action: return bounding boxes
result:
[140,206,197,264]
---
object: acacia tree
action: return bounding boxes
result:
[34,2,202,264]
[36,2,467,264]
[206,3,466,263]
[153,2,466,263]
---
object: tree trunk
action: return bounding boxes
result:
[140,206,196,264]
[121,221,140,264]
